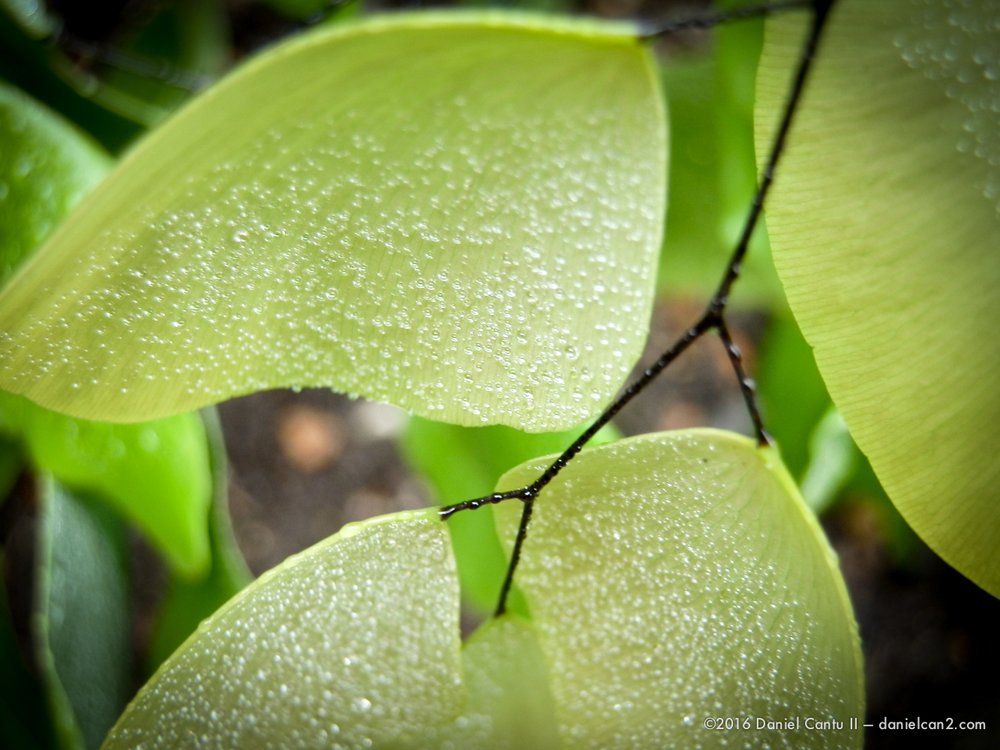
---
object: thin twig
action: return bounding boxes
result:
[717,319,772,446]
[639,0,811,40]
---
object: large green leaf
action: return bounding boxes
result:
[0,392,212,576]
[0,12,666,432]
[495,430,863,749]
[104,509,544,749]
[0,82,109,286]
[34,478,131,750]
[756,0,1000,596]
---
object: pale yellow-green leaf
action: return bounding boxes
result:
[495,430,863,749]
[0,12,666,432]
[103,510,465,749]
[104,508,559,749]
[756,0,1000,596]
[422,615,561,749]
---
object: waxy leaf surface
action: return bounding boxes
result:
[756,0,1000,595]
[496,430,863,749]
[103,510,557,749]
[0,12,666,432]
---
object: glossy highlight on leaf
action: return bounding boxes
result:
[0,11,667,432]
[495,430,863,749]
[756,0,1000,596]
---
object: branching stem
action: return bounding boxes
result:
[441,0,836,618]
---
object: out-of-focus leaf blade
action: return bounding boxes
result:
[800,407,856,514]
[0,12,666,433]
[85,0,228,125]
[657,2,781,306]
[0,82,109,287]
[756,314,832,478]
[757,0,1000,596]
[146,408,251,671]
[495,430,863,749]
[0,392,212,576]
[34,478,130,750]
[0,0,55,38]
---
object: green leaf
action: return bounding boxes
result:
[104,509,470,748]
[756,314,833,478]
[757,0,1000,596]
[262,0,361,21]
[146,408,252,672]
[0,12,667,432]
[800,407,856,514]
[495,430,863,748]
[425,615,560,749]
[0,0,56,38]
[34,478,131,750]
[0,82,109,287]
[657,4,782,306]
[400,416,618,614]
[0,391,212,576]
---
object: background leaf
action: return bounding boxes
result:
[495,430,864,749]
[0,12,666,433]
[0,82,109,286]
[145,408,252,671]
[34,478,130,750]
[0,565,57,750]
[756,0,1000,596]
[657,0,781,305]
[0,392,212,576]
